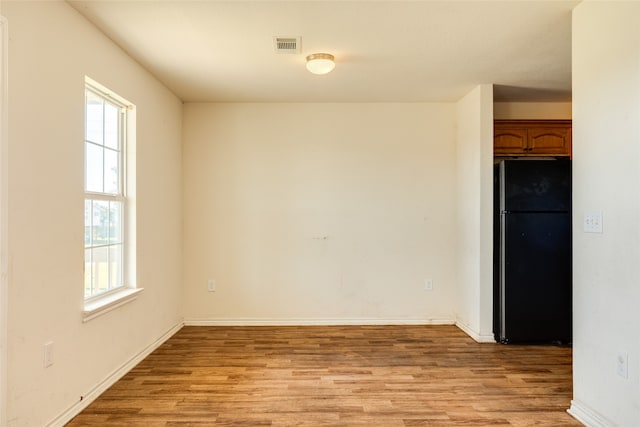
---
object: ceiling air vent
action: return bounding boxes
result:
[274,37,301,54]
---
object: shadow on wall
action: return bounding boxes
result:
[493,84,571,103]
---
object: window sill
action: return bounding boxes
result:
[83,287,144,322]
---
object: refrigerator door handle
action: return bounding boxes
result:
[499,211,507,343]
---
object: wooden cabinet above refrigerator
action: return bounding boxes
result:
[494,120,572,157]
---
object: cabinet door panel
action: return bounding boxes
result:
[528,127,571,155]
[494,128,527,155]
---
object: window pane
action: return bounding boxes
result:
[86,92,104,145]
[92,200,110,246]
[104,148,119,195]
[109,244,123,289]
[109,201,123,245]
[84,248,92,298]
[84,81,132,301]
[92,246,109,295]
[85,143,104,192]
[84,200,92,247]
[104,102,119,150]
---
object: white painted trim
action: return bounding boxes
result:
[455,319,496,343]
[45,321,184,427]
[567,400,614,427]
[0,15,8,427]
[184,317,456,327]
[82,287,144,322]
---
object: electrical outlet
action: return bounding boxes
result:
[424,279,433,291]
[207,279,216,292]
[584,211,603,233]
[44,341,54,368]
[616,352,628,379]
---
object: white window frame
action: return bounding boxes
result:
[83,77,141,321]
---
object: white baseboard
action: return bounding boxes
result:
[184,317,456,327]
[455,319,496,343]
[46,321,184,427]
[567,400,613,427]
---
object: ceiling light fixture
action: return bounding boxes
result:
[306,53,335,75]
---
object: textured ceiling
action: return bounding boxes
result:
[68,0,578,103]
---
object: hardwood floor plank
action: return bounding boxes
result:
[66,325,582,426]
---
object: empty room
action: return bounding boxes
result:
[0,1,638,426]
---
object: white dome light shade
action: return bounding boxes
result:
[306,53,335,75]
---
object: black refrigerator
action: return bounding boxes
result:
[494,160,572,344]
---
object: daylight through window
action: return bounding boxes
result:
[84,82,129,300]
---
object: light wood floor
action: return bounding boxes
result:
[67,325,582,426]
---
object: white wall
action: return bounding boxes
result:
[569,2,640,426]
[2,2,183,426]
[454,85,494,342]
[0,9,7,427]
[183,103,457,324]
[494,102,572,120]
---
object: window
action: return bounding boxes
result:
[83,78,139,319]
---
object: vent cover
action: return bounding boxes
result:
[274,37,301,54]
